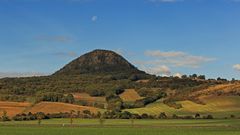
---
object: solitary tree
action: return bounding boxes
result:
[190,74,198,79]
[70,110,75,126]
[77,111,81,118]
[206,115,214,119]
[195,113,201,119]
[198,75,205,80]
[230,114,235,119]
[172,114,178,119]
[36,112,45,126]
[158,112,167,119]
[231,78,236,83]
[99,113,105,127]
[181,75,188,79]
[1,111,10,122]
[65,94,75,104]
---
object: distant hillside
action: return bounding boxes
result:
[54,49,146,76]
[125,95,240,118]
[0,49,152,102]
[0,49,240,119]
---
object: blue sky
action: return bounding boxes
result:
[0,0,240,79]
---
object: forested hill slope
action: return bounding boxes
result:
[54,49,146,76]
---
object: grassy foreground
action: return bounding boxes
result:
[0,127,240,135]
[0,119,240,135]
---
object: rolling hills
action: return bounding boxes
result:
[125,95,240,118]
[0,49,239,119]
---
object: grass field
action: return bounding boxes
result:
[125,96,240,118]
[119,89,144,102]
[0,119,240,135]
[1,127,240,135]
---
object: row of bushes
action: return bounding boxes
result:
[11,110,99,121]
[13,112,49,121]
[2,110,239,122]
[4,111,212,122]
[101,111,215,120]
[0,95,26,102]
[35,93,75,103]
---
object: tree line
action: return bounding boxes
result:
[2,110,239,123]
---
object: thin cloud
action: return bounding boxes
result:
[148,0,240,3]
[134,50,215,76]
[36,35,73,43]
[144,50,216,68]
[145,50,185,57]
[53,51,78,58]
[91,16,98,22]
[231,0,240,2]
[1,0,94,3]
[142,65,171,76]
[0,72,47,79]
[174,73,182,78]
[148,0,184,3]
[67,0,93,2]
[233,64,240,71]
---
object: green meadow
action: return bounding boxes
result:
[0,119,240,135]
[125,96,240,118]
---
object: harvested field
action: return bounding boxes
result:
[26,102,99,114]
[120,89,144,102]
[72,93,106,103]
[0,101,31,117]
[191,83,240,97]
